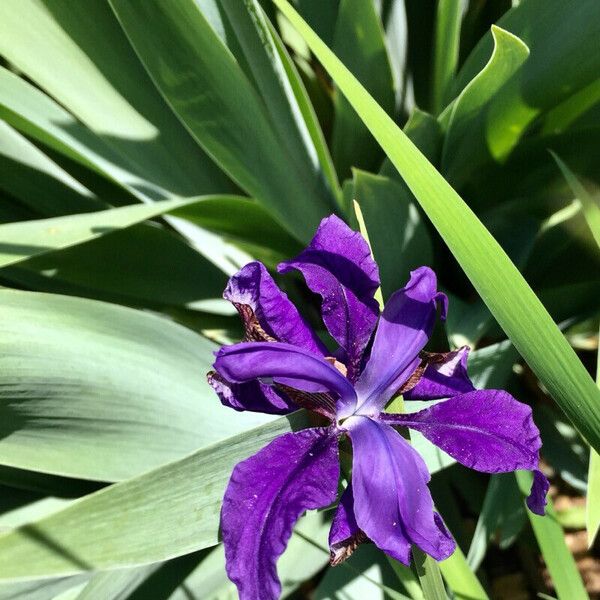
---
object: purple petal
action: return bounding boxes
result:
[278,215,380,380]
[404,346,475,400]
[345,416,455,564]
[225,261,325,354]
[383,390,542,473]
[328,484,366,566]
[207,372,295,415]
[214,342,357,416]
[527,469,549,515]
[221,428,340,600]
[355,267,443,414]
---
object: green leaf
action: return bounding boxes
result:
[441,26,530,189]
[454,0,600,117]
[4,225,228,310]
[0,413,309,581]
[515,471,589,599]
[108,0,336,241]
[0,198,210,270]
[451,0,600,176]
[0,122,102,217]
[0,290,270,481]
[386,558,425,600]
[352,170,433,300]
[316,545,407,600]
[413,549,447,600]
[587,447,600,547]
[0,576,90,600]
[171,196,302,260]
[587,322,600,547]
[0,0,230,198]
[57,565,159,600]
[438,544,489,600]
[431,0,462,114]
[330,0,395,178]
[272,0,600,455]
[551,153,600,249]
[466,474,526,571]
[220,0,340,198]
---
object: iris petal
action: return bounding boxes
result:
[225,261,325,354]
[355,267,442,414]
[221,428,340,600]
[383,389,543,474]
[214,341,358,417]
[328,484,366,565]
[207,372,295,415]
[404,346,475,400]
[346,416,455,564]
[278,215,380,381]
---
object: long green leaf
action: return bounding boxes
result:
[0,336,517,581]
[413,549,447,600]
[0,198,204,270]
[552,153,600,249]
[220,0,340,198]
[466,473,525,571]
[551,154,600,545]
[439,545,489,600]
[431,0,462,114]
[330,0,395,178]
[0,413,307,581]
[109,0,336,241]
[0,290,270,481]
[0,122,101,217]
[272,0,600,454]
[515,471,588,599]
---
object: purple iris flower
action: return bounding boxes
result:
[208,215,549,600]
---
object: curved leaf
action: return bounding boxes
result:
[0,290,270,481]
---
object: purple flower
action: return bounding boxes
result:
[208,215,549,600]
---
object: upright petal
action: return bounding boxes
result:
[328,484,366,565]
[208,371,295,415]
[221,428,340,600]
[225,261,325,354]
[383,390,542,473]
[404,347,475,400]
[527,469,550,515]
[355,267,444,414]
[214,342,357,417]
[278,215,380,380]
[345,416,455,564]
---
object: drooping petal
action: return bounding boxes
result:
[328,484,367,566]
[527,469,549,515]
[278,215,380,380]
[207,371,295,415]
[225,261,326,355]
[404,346,475,400]
[221,428,340,600]
[355,267,444,414]
[345,416,455,564]
[382,390,542,473]
[214,342,357,417]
